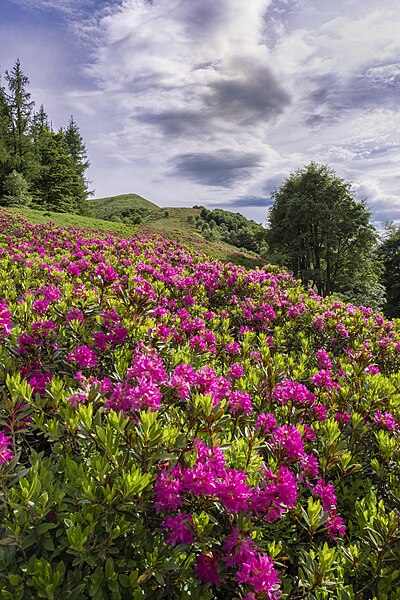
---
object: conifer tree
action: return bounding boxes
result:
[4,59,34,176]
[0,86,12,196]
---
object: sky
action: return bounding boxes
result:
[1,0,400,226]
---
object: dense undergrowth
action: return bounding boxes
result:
[0,209,399,599]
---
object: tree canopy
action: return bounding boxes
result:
[377,223,400,319]
[267,163,380,300]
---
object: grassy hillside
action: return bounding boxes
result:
[90,193,159,220]
[8,206,265,269]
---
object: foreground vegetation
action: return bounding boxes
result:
[0,209,399,599]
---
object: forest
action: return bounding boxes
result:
[0,60,91,215]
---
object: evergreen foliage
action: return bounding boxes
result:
[1,169,32,206]
[0,60,91,214]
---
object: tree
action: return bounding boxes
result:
[33,129,84,213]
[267,163,379,299]
[0,86,12,195]
[1,169,32,206]
[377,223,400,318]
[62,116,92,214]
[4,59,35,175]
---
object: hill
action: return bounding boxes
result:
[90,193,160,220]
[91,193,268,257]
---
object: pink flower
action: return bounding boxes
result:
[312,479,337,511]
[195,552,221,586]
[228,363,244,379]
[300,453,319,478]
[0,432,13,464]
[312,404,327,421]
[216,468,252,513]
[228,390,253,415]
[311,370,336,389]
[325,510,346,540]
[162,512,193,546]
[273,380,315,406]
[236,552,280,597]
[373,411,396,430]
[335,411,350,425]
[336,323,349,338]
[67,345,99,368]
[272,425,305,459]
[316,349,332,370]
[255,412,277,435]
[364,364,380,375]
[0,301,12,336]
[154,466,184,513]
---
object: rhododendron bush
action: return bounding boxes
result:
[0,209,399,599]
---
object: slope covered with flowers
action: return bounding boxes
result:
[0,209,399,600]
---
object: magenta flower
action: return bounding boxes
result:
[312,479,337,511]
[228,390,253,415]
[335,411,351,425]
[0,432,13,464]
[273,379,315,406]
[154,466,184,513]
[325,510,346,540]
[236,552,280,597]
[255,412,277,435]
[316,349,332,370]
[162,512,193,546]
[67,345,99,368]
[195,552,221,586]
[373,411,396,430]
[0,301,12,336]
[228,363,244,379]
[272,425,305,459]
[312,404,327,421]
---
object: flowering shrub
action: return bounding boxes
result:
[0,209,399,599]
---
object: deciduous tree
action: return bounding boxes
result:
[267,163,379,299]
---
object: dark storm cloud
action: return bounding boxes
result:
[206,68,291,126]
[135,66,291,139]
[171,150,263,187]
[137,109,205,137]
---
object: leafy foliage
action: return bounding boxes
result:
[0,209,399,599]
[378,223,400,319]
[268,163,380,303]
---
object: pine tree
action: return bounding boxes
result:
[1,169,32,206]
[0,86,12,196]
[62,116,92,215]
[34,129,82,213]
[4,59,35,176]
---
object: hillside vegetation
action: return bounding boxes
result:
[91,194,268,256]
[0,208,399,599]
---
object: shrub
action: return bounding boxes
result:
[0,209,399,599]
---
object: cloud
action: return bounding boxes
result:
[171,151,264,187]
[222,196,272,208]
[5,0,118,16]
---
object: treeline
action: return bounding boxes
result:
[0,59,91,214]
[191,207,268,256]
